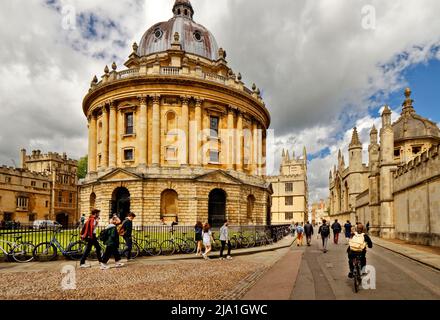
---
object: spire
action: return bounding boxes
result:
[303,146,307,161]
[370,125,378,144]
[349,127,361,148]
[173,0,194,19]
[329,170,332,179]
[401,87,415,116]
[286,150,290,161]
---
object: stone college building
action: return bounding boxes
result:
[79,0,272,227]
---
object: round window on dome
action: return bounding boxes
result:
[154,28,163,40]
[193,31,203,42]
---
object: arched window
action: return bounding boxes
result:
[161,189,178,223]
[247,195,256,223]
[344,181,349,212]
[184,9,188,16]
[177,9,181,15]
[90,192,96,212]
[166,111,177,134]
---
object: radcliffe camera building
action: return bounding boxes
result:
[79,0,272,227]
[329,88,440,246]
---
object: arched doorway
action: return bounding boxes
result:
[111,187,130,220]
[56,212,69,227]
[208,189,226,228]
[266,195,272,226]
[161,189,178,223]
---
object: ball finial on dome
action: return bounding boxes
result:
[405,87,411,98]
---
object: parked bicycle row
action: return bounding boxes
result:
[0,209,290,264]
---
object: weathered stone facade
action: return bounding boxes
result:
[267,149,308,224]
[0,149,78,225]
[78,0,272,227]
[330,88,440,245]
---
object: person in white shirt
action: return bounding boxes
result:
[219,220,232,260]
[202,223,213,259]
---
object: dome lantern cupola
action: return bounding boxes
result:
[173,0,194,19]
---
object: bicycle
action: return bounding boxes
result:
[159,230,191,256]
[135,234,161,256]
[182,232,197,254]
[0,237,35,263]
[230,231,250,249]
[351,253,364,293]
[33,230,84,262]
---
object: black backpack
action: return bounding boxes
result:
[321,224,330,236]
[99,228,110,243]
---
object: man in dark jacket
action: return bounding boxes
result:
[347,223,373,278]
[304,221,314,246]
[331,219,342,244]
[318,219,331,253]
[121,212,136,262]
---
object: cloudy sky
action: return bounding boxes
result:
[1,0,440,204]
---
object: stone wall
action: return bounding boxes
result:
[393,145,440,246]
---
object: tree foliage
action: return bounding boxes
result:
[77,155,88,179]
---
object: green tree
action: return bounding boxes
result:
[77,155,88,179]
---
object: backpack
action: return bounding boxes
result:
[320,224,330,236]
[80,220,90,240]
[297,226,304,234]
[349,233,367,252]
[99,228,110,243]
[117,223,125,236]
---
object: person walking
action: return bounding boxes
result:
[296,223,304,246]
[202,223,213,260]
[79,209,103,268]
[318,219,331,253]
[120,212,135,262]
[100,215,124,270]
[331,219,342,244]
[219,220,233,260]
[290,221,296,237]
[344,220,352,244]
[194,221,203,256]
[366,221,370,234]
[304,221,314,246]
[80,214,86,227]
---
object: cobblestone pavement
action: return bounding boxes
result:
[0,237,293,300]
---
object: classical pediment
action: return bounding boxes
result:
[97,168,142,182]
[195,170,243,185]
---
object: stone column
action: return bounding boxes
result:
[138,96,148,166]
[180,96,189,165]
[88,113,97,172]
[257,124,263,176]
[227,107,235,170]
[195,98,203,165]
[101,106,109,169]
[235,111,243,171]
[152,94,161,166]
[252,119,258,175]
[108,102,117,168]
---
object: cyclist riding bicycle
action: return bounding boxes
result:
[347,223,372,278]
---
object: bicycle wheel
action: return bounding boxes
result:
[241,237,250,248]
[66,241,86,260]
[230,238,238,249]
[178,239,191,254]
[185,239,197,254]
[12,242,35,263]
[160,240,176,256]
[212,239,222,251]
[33,242,58,262]
[247,235,256,248]
[119,241,140,259]
[145,240,161,256]
[353,264,360,293]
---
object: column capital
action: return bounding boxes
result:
[152,94,161,104]
[137,95,148,105]
[195,97,204,107]
[180,96,190,105]
[106,100,117,109]
[101,105,108,114]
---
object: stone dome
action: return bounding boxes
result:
[393,88,440,141]
[137,0,219,61]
